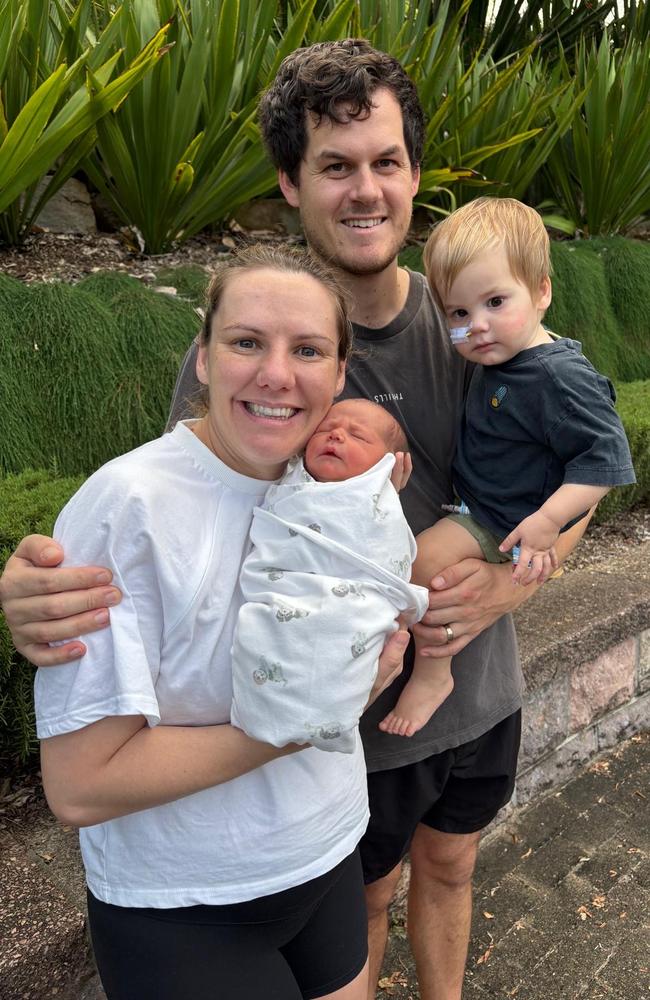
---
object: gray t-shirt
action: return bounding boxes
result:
[167,271,523,772]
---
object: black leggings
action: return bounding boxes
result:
[87,849,368,1000]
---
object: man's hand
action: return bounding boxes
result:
[366,629,410,707]
[412,558,516,658]
[0,535,122,666]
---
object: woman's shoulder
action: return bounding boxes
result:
[56,431,205,548]
[66,434,177,508]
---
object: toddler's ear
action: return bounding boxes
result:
[537,276,552,311]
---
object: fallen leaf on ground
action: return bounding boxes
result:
[483,911,495,919]
[520,847,532,859]
[378,970,408,990]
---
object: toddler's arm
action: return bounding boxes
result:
[500,483,610,584]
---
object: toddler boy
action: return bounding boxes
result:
[380,197,636,737]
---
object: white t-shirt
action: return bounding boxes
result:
[35,422,369,908]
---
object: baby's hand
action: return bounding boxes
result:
[500,512,561,585]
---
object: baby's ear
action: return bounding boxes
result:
[537,276,552,311]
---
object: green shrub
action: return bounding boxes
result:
[0,469,84,769]
[0,0,169,246]
[154,266,210,308]
[546,242,623,381]
[78,272,200,441]
[594,380,650,523]
[1,282,129,475]
[1,277,199,476]
[590,238,650,381]
[543,34,650,236]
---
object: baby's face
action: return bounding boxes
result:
[305,400,391,482]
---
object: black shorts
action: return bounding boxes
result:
[361,710,521,884]
[87,849,367,1000]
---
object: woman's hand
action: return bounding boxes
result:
[390,452,413,492]
[0,535,123,666]
[365,628,410,707]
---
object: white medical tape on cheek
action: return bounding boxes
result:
[449,325,472,344]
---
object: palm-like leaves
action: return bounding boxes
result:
[545,35,650,235]
[0,0,170,245]
[83,0,331,252]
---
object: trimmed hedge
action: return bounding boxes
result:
[154,265,211,308]
[594,381,650,523]
[0,469,85,769]
[547,240,650,384]
[0,276,200,477]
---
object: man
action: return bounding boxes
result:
[0,41,586,1000]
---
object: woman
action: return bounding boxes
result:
[35,245,407,1000]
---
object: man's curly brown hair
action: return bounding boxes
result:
[258,39,425,184]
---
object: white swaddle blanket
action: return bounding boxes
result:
[230,454,429,752]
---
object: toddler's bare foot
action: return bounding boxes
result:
[379,673,454,737]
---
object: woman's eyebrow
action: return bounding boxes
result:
[220,323,263,334]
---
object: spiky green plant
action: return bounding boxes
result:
[0,0,170,245]
[543,33,650,235]
[83,0,326,252]
[451,0,617,61]
[417,44,586,212]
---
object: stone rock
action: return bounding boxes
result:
[232,199,302,235]
[569,638,636,730]
[639,628,650,694]
[33,177,96,235]
[519,674,570,769]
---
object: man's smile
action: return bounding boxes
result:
[341,217,385,229]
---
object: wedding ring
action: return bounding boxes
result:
[444,624,454,644]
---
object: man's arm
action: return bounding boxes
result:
[412,509,593,658]
[0,536,122,665]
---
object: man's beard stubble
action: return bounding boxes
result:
[300,216,411,279]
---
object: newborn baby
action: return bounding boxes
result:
[230,398,428,752]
